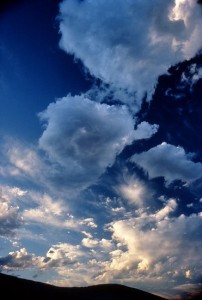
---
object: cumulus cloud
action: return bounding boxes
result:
[39,95,135,193]
[1,201,201,298]
[42,243,83,267]
[59,0,202,106]
[46,200,200,295]
[82,237,112,250]
[99,209,202,290]
[0,248,42,271]
[131,142,202,184]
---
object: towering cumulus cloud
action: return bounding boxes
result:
[59,0,202,106]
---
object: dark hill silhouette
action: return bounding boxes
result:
[0,272,166,300]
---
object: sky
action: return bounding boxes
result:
[0,0,202,299]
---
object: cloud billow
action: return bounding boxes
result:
[59,0,202,106]
[38,95,136,192]
[131,142,202,184]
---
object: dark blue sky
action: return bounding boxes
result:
[0,0,91,140]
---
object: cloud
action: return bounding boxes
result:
[38,94,135,193]
[1,200,201,298]
[0,248,42,271]
[155,198,177,221]
[82,237,112,250]
[131,142,202,184]
[0,140,49,187]
[173,283,202,298]
[133,122,159,140]
[118,179,149,207]
[59,0,202,106]
[42,243,83,268]
[99,209,202,291]
[79,218,97,229]
[0,188,23,237]
[180,63,202,92]
[22,193,78,230]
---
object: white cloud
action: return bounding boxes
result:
[82,237,99,248]
[99,210,202,290]
[59,0,202,106]
[0,185,27,202]
[133,122,159,140]
[0,141,49,187]
[115,170,152,208]
[79,218,97,229]
[118,179,148,207]
[1,204,201,298]
[155,198,177,221]
[131,142,202,184]
[22,197,77,230]
[39,95,135,193]
[0,248,42,271]
[43,243,83,268]
[82,237,113,250]
[8,144,41,177]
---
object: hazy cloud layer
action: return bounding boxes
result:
[39,95,136,192]
[131,142,202,184]
[59,0,202,106]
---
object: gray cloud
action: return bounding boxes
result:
[38,94,136,193]
[131,142,202,184]
[59,0,202,107]
[0,248,41,271]
[0,197,22,237]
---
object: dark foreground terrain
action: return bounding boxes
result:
[0,273,202,300]
[0,272,165,300]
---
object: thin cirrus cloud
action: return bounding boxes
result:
[131,142,202,185]
[58,0,202,106]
